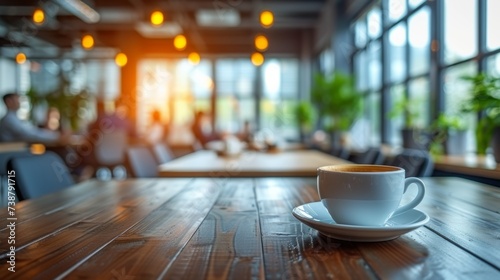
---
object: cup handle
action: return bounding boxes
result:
[393,177,426,215]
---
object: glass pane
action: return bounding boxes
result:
[487,54,500,77]
[444,0,477,64]
[137,59,170,135]
[386,0,406,24]
[443,62,477,152]
[367,92,381,145]
[280,59,299,98]
[355,18,367,47]
[387,23,407,83]
[487,0,500,50]
[389,84,405,146]
[263,60,281,99]
[409,6,430,76]
[409,0,426,8]
[354,51,368,91]
[367,7,382,39]
[408,78,429,127]
[216,96,238,133]
[368,41,382,90]
[190,60,213,99]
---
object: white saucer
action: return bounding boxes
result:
[292,201,430,242]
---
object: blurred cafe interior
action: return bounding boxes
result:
[0,1,500,279]
[0,0,499,190]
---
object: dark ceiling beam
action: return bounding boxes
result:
[36,16,317,32]
[0,1,324,15]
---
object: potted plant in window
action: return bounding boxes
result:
[311,71,362,148]
[461,73,500,162]
[294,101,316,143]
[388,95,431,150]
[431,113,468,155]
[26,73,91,132]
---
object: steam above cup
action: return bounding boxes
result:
[317,164,426,226]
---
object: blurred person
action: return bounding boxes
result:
[82,100,133,180]
[0,93,69,144]
[145,109,168,144]
[87,100,135,138]
[191,110,219,148]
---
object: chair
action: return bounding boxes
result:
[387,148,434,177]
[330,146,350,160]
[8,151,75,200]
[126,146,159,178]
[93,130,128,180]
[152,143,173,164]
[0,150,33,206]
[349,147,385,165]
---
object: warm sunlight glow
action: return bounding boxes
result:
[251,52,264,66]
[16,52,27,64]
[82,34,94,49]
[255,35,269,51]
[188,52,201,65]
[174,34,187,50]
[151,11,164,26]
[260,10,274,28]
[115,52,128,67]
[33,8,45,25]
[30,144,46,155]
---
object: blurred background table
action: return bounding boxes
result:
[158,149,350,177]
[433,153,500,180]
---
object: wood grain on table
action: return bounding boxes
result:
[0,177,499,279]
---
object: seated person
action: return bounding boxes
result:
[0,93,68,144]
[145,109,168,144]
[191,110,219,148]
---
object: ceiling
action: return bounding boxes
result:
[0,0,328,59]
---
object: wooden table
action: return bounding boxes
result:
[158,149,350,177]
[433,153,500,180]
[1,177,499,279]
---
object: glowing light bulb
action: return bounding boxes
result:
[82,34,94,49]
[115,52,127,67]
[33,8,45,25]
[260,10,274,28]
[251,52,264,66]
[255,35,269,51]
[16,52,27,64]
[174,34,187,50]
[151,11,164,26]
[188,52,201,65]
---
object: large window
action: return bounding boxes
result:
[443,0,477,64]
[260,58,300,141]
[215,59,255,133]
[137,57,300,145]
[352,0,500,152]
[487,0,500,50]
[137,59,212,144]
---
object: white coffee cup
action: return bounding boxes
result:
[317,164,425,226]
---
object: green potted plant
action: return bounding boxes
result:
[294,101,315,142]
[461,73,500,161]
[388,95,431,150]
[311,71,362,147]
[26,73,91,132]
[431,113,468,155]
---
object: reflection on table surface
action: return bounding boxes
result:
[0,176,498,279]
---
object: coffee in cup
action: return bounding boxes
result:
[317,164,425,226]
